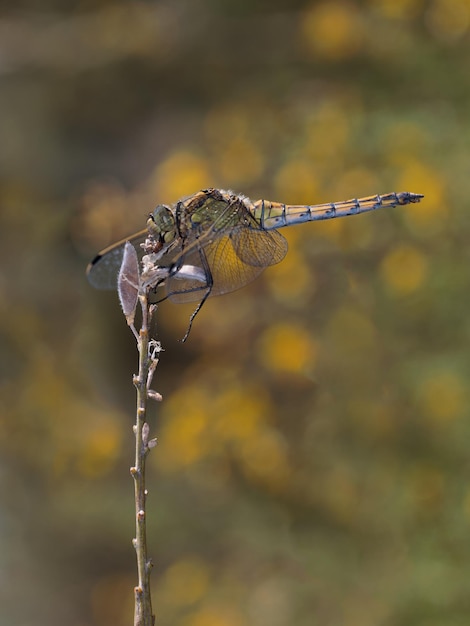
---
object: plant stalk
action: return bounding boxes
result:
[131,294,155,626]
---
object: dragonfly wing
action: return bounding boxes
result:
[86,230,147,290]
[166,229,285,304]
[231,225,288,267]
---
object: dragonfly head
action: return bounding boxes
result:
[147,204,176,246]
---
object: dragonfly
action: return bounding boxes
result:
[87,187,423,339]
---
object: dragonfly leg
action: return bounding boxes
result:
[180,290,210,342]
[180,246,213,342]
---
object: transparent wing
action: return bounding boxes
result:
[231,222,287,267]
[86,229,147,290]
[166,226,288,303]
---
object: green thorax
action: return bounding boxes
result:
[176,188,255,238]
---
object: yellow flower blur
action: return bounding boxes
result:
[257,323,316,374]
[380,244,428,296]
[300,1,364,60]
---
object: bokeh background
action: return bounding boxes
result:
[1,1,469,624]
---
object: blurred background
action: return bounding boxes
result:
[1,0,469,624]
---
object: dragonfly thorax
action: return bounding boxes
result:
[148,204,177,245]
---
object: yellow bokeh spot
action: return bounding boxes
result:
[303,103,350,161]
[160,410,208,467]
[160,558,210,607]
[368,0,424,20]
[181,606,245,626]
[300,1,364,60]
[156,383,272,470]
[148,150,212,200]
[158,388,211,470]
[75,416,122,478]
[20,348,124,479]
[212,388,268,442]
[257,323,316,374]
[274,159,319,204]
[315,211,347,244]
[215,136,264,185]
[417,371,466,422]
[205,103,270,185]
[74,179,131,251]
[266,249,315,305]
[382,122,430,165]
[380,244,428,296]
[238,430,291,490]
[426,0,470,42]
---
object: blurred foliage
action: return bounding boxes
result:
[1,0,470,625]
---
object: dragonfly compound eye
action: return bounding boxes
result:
[149,205,176,244]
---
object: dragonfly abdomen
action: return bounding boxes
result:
[254,192,424,230]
